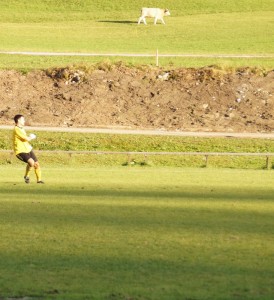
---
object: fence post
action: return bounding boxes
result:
[156,49,159,67]
[144,154,148,163]
[9,151,14,163]
[266,156,271,170]
[205,155,209,167]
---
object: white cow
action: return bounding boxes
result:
[138,8,170,25]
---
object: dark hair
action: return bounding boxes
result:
[14,114,24,124]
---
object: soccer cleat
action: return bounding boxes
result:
[37,180,45,184]
[24,176,30,184]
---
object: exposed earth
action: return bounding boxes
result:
[0,64,273,133]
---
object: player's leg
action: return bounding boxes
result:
[29,151,44,183]
[25,157,35,183]
[34,161,44,183]
[24,163,32,183]
[16,152,32,183]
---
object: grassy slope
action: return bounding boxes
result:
[1,0,273,18]
[1,166,274,299]
[1,130,274,169]
[1,129,274,152]
[0,0,273,69]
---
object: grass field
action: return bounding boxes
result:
[1,1,274,297]
[1,129,274,169]
[0,0,273,69]
[0,166,274,300]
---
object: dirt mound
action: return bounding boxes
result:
[0,65,273,132]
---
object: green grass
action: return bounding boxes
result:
[0,0,273,69]
[1,12,273,54]
[1,129,274,169]
[1,54,274,71]
[1,0,273,21]
[2,130,274,153]
[0,166,274,299]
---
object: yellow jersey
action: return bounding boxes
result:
[13,126,32,155]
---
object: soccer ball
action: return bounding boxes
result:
[29,133,36,140]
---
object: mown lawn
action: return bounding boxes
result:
[1,129,274,169]
[0,166,274,299]
[0,0,273,69]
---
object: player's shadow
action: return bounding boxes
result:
[97,20,136,24]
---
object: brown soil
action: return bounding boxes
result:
[0,65,273,132]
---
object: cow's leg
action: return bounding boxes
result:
[138,17,142,24]
[160,18,165,25]
[138,16,146,25]
[154,17,158,25]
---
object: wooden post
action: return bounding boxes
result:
[156,49,159,67]
[9,151,13,163]
[205,155,209,168]
[266,156,271,170]
[144,154,148,163]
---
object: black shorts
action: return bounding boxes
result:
[16,150,38,163]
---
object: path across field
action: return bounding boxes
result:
[1,125,274,139]
[1,51,274,59]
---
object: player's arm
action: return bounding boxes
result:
[14,127,33,142]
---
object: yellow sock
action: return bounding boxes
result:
[25,165,32,178]
[35,167,42,182]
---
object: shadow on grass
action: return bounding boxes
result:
[1,185,274,201]
[1,186,274,299]
[97,20,136,24]
[1,251,274,300]
[1,186,274,236]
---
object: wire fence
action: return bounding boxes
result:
[1,150,274,169]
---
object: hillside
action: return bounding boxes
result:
[0,65,273,133]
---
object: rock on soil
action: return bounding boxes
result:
[0,65,273,133]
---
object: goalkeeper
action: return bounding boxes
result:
[13,114,44,184]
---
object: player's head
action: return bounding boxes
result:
[14,114,25,126]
